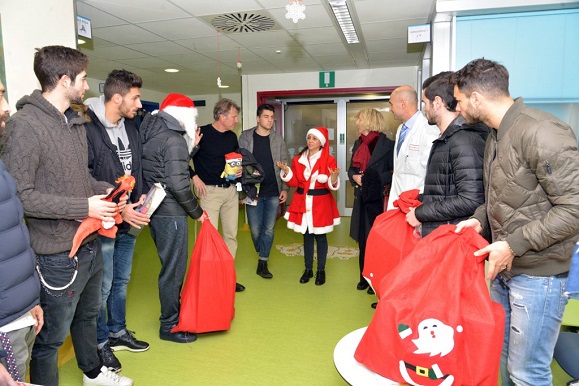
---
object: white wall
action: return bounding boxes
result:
[241,66,418,131]
[0,0,76,110]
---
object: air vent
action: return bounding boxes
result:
[210,12,277,33]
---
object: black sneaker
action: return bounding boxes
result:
[97,342,122,373]
[109,330,150,352]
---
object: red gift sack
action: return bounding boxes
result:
[172,220,236,334]
[355,225,505,386]
[363,189,421,298]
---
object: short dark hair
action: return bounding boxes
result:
[33,45,89,92]
[423,71,457,112]
[104,69,142,102]
[451,58,510,99]
[213,98,240,121]
[257,103,274,117]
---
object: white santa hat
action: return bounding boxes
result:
[160,93,198,153]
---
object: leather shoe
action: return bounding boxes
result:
[371,302,378,309]
[256,260,273,279]
[367,287,375,295]
[236,282,246,292]
[356,280,369,290]
[315,270,326,286]
[299,269,314,283]
[159,329,197,343]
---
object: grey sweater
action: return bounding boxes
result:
[1,90,111,255]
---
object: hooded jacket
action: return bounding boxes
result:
[84,96,143,234]
[0,160,40,327]
[472,98,579,277]
[140,111,202,219]
[1,90,112,255]
[414,116,489,237]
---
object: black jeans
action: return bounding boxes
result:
[30,240,103,386]
[150,215,188,331]
[303,231,328,271]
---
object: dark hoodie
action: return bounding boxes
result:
[140,111,202,219]
[1,90,111,254]
[414,115,489,237]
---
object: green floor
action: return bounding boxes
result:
[58,213,573,385]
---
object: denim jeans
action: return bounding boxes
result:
[246,196,279,260]
[303,231,328,271]
[491,273,568,386]
[97,232,136,344]
[150,215,188,331]
[30,240,103,386]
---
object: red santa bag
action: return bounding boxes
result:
[355,225,505,386]
[171,220,236,334]
[362,189,421,298]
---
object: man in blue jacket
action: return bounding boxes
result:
[84,70,151,373]
[0,78,43,385]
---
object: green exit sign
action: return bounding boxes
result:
[319,71,335,88]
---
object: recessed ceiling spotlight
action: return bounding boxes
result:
[165,68,179,73]
[275,50,282,54]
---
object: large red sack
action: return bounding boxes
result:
[172,220,236,333]
[355,225,505,386]
[363,189,421,298]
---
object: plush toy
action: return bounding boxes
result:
[69,175,135,257]
[220,152,242,181]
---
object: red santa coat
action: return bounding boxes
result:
[282,150,340,234]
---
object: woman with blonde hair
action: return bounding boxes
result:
[348,108,394,292]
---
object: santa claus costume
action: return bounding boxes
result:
[281,127,340,285]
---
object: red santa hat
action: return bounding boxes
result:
[160,93,198,153]
[306,127,328,147]
[225,152,242,161]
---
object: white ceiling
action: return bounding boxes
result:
[76,0,436,95]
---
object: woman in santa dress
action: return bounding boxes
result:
[276,127,341,286]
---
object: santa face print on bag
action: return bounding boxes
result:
[397,318,463,386]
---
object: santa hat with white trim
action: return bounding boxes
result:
[159,93,198,153]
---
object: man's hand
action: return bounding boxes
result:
[30,304,44,334]
[194,127,203,146]
[474,241,515,281]
[122,203,151,229]
[0,364,17,386]
[192,175,206,199]
[196,211,208,223]
[352,174,362,186]
[88,195,118,222]
[235,166,243,178]
[279,190,288,204]
[405,207,421,227]
[455,218,482,233]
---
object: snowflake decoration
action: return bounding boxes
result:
[285,0,305,23]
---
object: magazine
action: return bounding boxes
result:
[128,183,166,236]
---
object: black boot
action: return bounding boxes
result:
[299,269,314,283]
[315,270,326,286]
[256,260,273,279]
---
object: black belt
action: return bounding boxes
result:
[208,182,231,188]
[296,187,330,196]
[555,271,569,278]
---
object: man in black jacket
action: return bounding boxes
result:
[140,94,206,344]
[405,71,488,237]
[84,70,150,373]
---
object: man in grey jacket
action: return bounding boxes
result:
[453,58,579,386]
[1,46,132,386]
[239,103,290,278]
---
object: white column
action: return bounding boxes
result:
[0,0,76,110]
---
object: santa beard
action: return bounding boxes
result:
[163,105,198,154]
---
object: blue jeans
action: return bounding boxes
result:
[30,240,103,386]
[97,233,136,344]
[150,215,188,331]
[303,231,328,271]
[491,274,568,386]
[246,196,279,260]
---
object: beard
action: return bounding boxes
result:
[119,101,137,119]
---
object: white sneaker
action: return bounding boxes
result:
[83,366,134,386]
